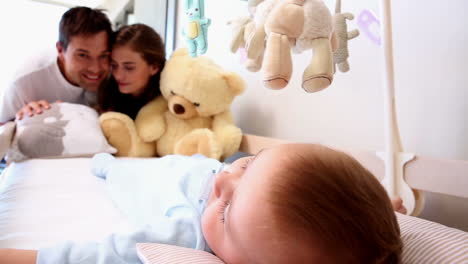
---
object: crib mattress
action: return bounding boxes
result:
[0,158,133,249]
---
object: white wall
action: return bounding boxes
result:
[134,0,167,39]
[0,2,67,97]
[2,0,466,231]
[174,0,468,230]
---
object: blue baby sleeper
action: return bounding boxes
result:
[37,153,223,264]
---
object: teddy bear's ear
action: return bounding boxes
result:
[171,48,190,58]
[223,72,246,96]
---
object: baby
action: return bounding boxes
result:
[0,143,402,264]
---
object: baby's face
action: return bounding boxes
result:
[202,146,314,264]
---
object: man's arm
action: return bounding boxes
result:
[0,249,37,264]
[0,81,27,123]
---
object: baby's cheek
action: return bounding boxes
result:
[201,209,216,247]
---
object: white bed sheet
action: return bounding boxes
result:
[0,158,134,249]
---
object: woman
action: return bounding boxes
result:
[97,23,166,119]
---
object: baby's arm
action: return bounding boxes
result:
[36,217,202,264]
[0,248,37,264]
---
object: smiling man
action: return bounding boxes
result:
[0,6,112,123]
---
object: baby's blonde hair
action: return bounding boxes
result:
[268,144,402,263]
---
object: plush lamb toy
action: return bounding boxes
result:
[100,49,245,160]
[241,0,335,93]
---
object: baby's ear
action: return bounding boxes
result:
[223,72,246,96]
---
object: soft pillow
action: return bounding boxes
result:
[136,215,468,264]
[5,102,116,162]
[136,243,224,264]
[398,213,468,264]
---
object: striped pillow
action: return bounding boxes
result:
[136,243,224,264]
[398,213,468,264]
[136,215,468,264]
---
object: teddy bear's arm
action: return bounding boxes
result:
[212,111,242,159]
[135,97,168,142]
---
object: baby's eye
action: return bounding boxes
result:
[193,102,200,107]
[218,201,230,223]
[241,157,254,169]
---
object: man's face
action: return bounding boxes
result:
[57,31,110,92]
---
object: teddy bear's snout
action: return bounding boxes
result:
[169,95,198,120]
[173,104,185,114]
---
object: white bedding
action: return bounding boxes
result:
[0,158,133,249]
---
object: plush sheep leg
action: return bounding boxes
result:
[262,0,304,89]
[302,38,334,93]
[100,112,155,157]
[262,32,291,89]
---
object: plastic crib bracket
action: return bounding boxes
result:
[376,151,425,216]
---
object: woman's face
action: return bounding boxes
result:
[110,45,159,97]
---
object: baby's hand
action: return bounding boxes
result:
[391,197,407,214]
[16,100,51,120]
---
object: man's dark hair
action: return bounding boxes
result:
[58,6,113,50]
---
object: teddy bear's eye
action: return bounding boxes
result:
[193,102,200,107]
[195,8,199,11]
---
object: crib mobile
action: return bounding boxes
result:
[228,0,359,93]
[181,0,424,216]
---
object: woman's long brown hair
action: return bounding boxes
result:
[97,23,166,119]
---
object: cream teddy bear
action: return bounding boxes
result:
[100,49,245,160]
